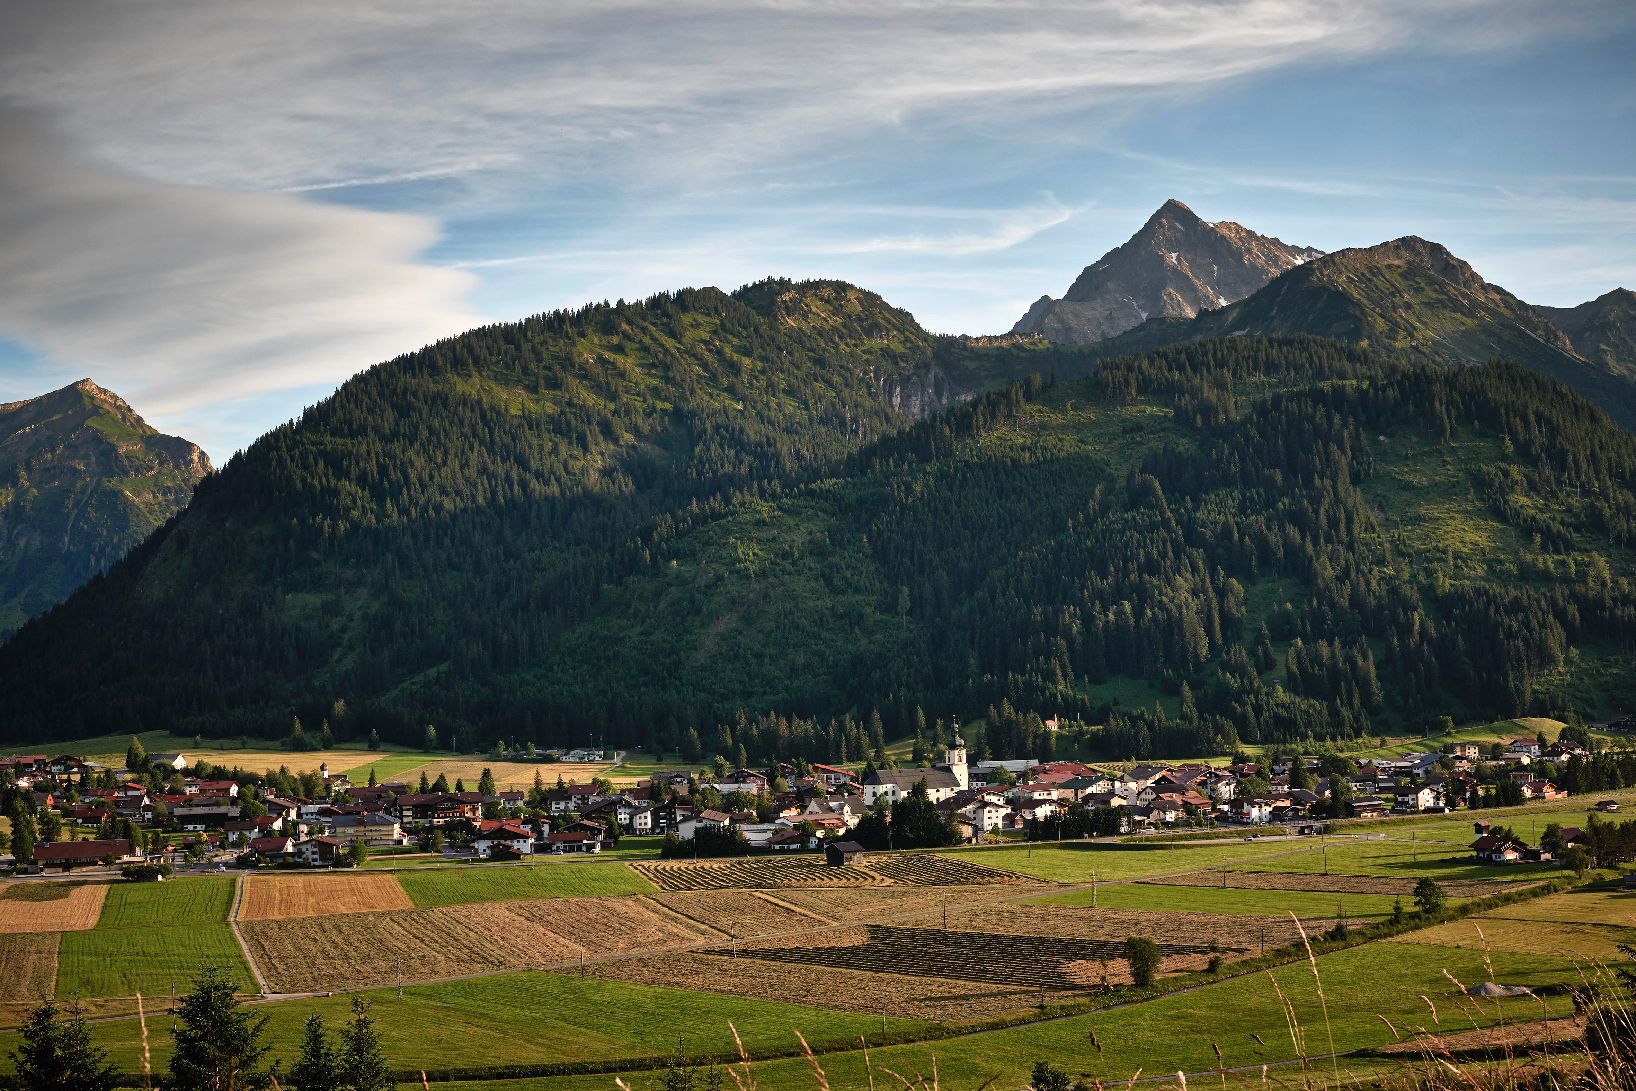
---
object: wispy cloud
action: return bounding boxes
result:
[0,0,1630,454]
[0,109,482,436]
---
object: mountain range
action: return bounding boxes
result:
[0,380,209,637]
[2,201,1634,756]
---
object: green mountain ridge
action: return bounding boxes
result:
[4,297,1634,759]
[1090,237,1636,430]
[0,379,210,637]
[0,282,1087,746]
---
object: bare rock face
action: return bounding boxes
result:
[0,379,211,637]
[1014,199,1321,342]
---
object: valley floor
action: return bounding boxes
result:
[3,791,1633,1090]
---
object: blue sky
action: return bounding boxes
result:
[1,2,1632,459]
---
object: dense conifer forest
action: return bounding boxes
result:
[2,283,1633,763]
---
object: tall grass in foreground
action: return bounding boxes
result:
[612,926,1634,1091]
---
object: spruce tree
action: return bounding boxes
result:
[167,965,271,1090]
[286,1014,338,1091]
[336,999,391,1091]
[9,1001,117,1091]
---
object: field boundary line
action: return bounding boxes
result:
[637,895,734,940]
[749,890,833,923]
[227,874,270,996]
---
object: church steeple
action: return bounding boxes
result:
[943,722,968,790]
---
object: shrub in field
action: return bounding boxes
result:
[1123,936,1161,988]
[120,862,171,882]
[1413,877,1447,915]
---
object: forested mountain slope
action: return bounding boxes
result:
[522,337,1636,759]
[0,380,209,637]
[1093,238,1636,430]
[0,282,1081,746]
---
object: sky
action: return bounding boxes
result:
[1,1,1633,459]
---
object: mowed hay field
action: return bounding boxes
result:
[1388,887,1636,961]
[0,933,60,1001]
[242,896,714,992]
[238,873,412,921]
[0,882,109,933]
[580,950,1088,1022]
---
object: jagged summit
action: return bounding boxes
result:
[1013,200,1321,343]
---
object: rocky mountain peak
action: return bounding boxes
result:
[1013,200,1321,343]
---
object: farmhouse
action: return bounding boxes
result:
[473,820,536,858]
[148,753,190,771]
[546,831,601,854]
[811,763,856,789]
[248,835,298,860]
[33,838,133,870]
[1472,833,1527,864]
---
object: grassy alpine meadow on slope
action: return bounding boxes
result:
[0,971,934,1080]
[396,861,656,906]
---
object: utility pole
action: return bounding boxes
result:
[1091,869,1097,908]
[397,957,403,1001]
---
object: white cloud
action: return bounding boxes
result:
[0,109,481,444]
[0,0,1628,453]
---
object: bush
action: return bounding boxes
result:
[121,862,172,882]
[1123,936,1162,988]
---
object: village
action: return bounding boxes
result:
[2,725,1628,876]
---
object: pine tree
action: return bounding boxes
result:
[125,736,146,774]
[337,998,391,1091]
[417,772,430,793]
[286,1014,338,1091]
[9,1001,117,1091]
[9,803,36,864]
[478,768,497,796]
[167,965,271,1090]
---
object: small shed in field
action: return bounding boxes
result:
[825,841,866,867]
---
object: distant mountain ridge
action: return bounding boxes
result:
[0,379,209,636]
[1089,236,1636,430]
[1536,288,1636,382]
[1013,198,1321,342]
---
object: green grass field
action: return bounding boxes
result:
[1225,837,1555,883]
[1028,881,1413,921]
[951,839,1327,884]
[396,862,656,906]
[57,877,250,999]
[439,936,1577,1091]
[0,972,931,1079]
